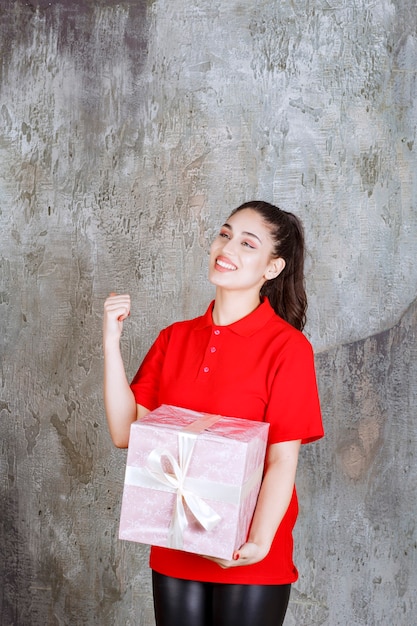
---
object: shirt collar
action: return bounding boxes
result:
[195,297,276,337]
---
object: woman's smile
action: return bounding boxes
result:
[215,256,238,271]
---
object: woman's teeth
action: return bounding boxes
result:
[217,259,237,270]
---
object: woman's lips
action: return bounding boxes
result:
[215,257,237,271]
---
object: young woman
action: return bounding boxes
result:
[103,200,324,626]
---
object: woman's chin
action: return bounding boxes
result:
[208,272,228,287]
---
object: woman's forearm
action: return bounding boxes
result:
[247,439,301,555]
[103,339,137,448]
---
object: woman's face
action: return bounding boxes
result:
[209,208,284,293]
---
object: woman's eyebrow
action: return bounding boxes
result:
[222,222,262,244]
[243,231,262,243]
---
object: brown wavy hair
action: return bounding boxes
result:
[230,200,307,331]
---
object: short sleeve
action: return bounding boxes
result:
[130,327,171,411]
[265,335,324,445]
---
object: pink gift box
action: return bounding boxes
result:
[119,404,269,560]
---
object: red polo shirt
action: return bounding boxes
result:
[130,298,323,584]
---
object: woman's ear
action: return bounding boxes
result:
[265,257,286,280]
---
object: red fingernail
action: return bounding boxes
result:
[233,553,240,560]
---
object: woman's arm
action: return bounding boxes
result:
[210,438,301,568]
[103,293,149,448]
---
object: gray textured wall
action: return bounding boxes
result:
[1,1,416,624]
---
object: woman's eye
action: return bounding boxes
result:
[242,241,255,249]
[219,232,230,239]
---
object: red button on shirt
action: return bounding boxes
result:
[130,298,323,585]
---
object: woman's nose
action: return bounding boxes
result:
[221,237,236,254]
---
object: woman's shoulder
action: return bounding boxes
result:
[266,311,315,356]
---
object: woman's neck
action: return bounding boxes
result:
[212,289,261,326]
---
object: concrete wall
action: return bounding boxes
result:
[1,1,416,624]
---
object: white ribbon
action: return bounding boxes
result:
[147,431,222,549]
[124,429,264,550]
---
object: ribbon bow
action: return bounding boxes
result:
[144,431,222,549]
